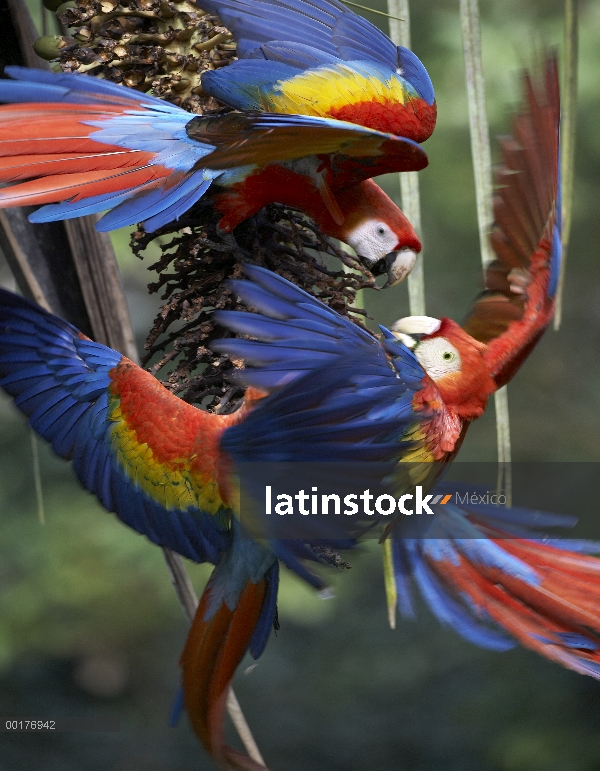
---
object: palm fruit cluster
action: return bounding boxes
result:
[132,201,374,411]
[34,0,372,410]
[36,0,235,111]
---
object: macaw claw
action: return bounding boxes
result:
[507,267,531,296]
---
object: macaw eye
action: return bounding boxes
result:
[377,226,386,236]
[442,351,456,361]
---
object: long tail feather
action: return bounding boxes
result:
[0,166,172,207]
[181,564,277,770]
[0,69,216,230]
[0,151,158,182]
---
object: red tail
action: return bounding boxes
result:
[432,537,600,677]
[180,574,270,771]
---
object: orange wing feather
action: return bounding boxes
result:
[462,56,561,387]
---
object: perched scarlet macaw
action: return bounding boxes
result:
[0,0,435,286]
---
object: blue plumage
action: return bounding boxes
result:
[200,0,435,107]
[142,176,214,232]
[397,47,435,105]
[249,562,280,658]
[405,543,516,651]
[215,267,424,465]
[199,0,397,67]
[200,59,300,112]
[3,66,171,108]
[0,288,228,564]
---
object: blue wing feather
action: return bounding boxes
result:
[402,541,516,651]
[248,561,280,658]
[3,66,171,109]
[199,0,434,108]
[201,59,301,112]
[214,266,425,467]
[0,288,228,565]
[199,0,397,67]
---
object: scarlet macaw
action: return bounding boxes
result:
[0,283,354,770]
[0,0,437,286]
[1,54,592,771]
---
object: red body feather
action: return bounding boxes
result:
[216,168,421,253]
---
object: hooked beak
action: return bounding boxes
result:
[371,249,417,288]
[391,316,442,335]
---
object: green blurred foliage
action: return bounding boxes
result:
[2,1,600,769]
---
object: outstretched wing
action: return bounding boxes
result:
[0,289,230,563]
[462,55,561,387]
[200,0,436,141]
[0,67,218,232]
[190,111,428,183]
[213,266,453,474]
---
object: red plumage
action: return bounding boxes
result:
[328,97,436,143]
[181,578,269,771]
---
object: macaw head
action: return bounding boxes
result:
[332,180,422,287]
[391,316,497,418]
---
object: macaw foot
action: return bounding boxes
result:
[215,227,242,252]
[507,267,531,296]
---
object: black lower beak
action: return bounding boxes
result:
[370,250,417,288]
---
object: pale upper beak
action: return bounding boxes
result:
[391,316,442,335]
[370,248,417,288]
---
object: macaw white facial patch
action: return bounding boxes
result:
[414,337,462,380]
[345,219,400,263]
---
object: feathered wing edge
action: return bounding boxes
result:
[0,68,217,231]
[188,111,428,178]
[462,54,561,387]
[0,287,231,563]
[198,0,398,67]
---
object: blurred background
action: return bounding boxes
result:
[1,0,600,769]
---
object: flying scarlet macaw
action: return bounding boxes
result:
[1,54,591,771]
[217,57,594,676]
[0,0,437,286]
